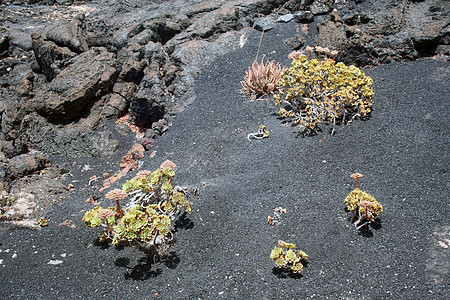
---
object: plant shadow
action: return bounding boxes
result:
[358,218,382,238]
[115,251,180,280]
[272,267,304,279]
[92,238,111,250]
[174,212,194,230]
[272,261,309,279]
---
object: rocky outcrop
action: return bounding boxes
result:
[316,0,450,65]
[0,0,448,162]
[7,151,50,180]
[30,47,117,123]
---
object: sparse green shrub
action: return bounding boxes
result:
[241,56,283,100]
[270,240,308,274]
[0,191,14,220]
[83,165,191,259]
[38,217,48,227]
[247,124,270,141]
[274,50,374,135]
[345,173,382,229]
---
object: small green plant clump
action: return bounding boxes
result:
[83,163,191,258]
[345,173,383,229]
[247,124,270,141]
[38,217,48,227]
[270,240,308,274]
[274,48,374,135]
[0,191,15,220]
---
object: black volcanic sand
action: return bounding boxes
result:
[1,23,449,299]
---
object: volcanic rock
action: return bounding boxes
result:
[0,35,10,59]
[43,13,89,53]
[253,16,276,31]
[294,11,314,23]
[31,32,77,81]
[310,0,334,15]
[0,0,448,163]
[7,151,50,179]
[29,47,117,123]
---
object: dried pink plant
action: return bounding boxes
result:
[330,50,339,61]
[305,46,314,60]
[105,189,127,217]
[240,56,283,99]
[288,50,304,60]
[350,173,363,189]
[96,209,115,219]
[135,170,152,179]
[160,160,177,170]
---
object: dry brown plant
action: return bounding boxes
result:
[240,56,283,100]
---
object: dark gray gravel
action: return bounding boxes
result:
[0,23,449,299]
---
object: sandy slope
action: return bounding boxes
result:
[0,22,449,299]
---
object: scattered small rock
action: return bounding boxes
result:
[140,137,155,151]
[294,11,314,23]
[277,14,294,23]
[253,17,276,31]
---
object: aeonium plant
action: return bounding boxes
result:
[344,173,383,230]
[83,161,191,259]
[275,47,374,135]
[270,240,308,274]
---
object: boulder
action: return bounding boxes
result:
[309,0,334,15]
[30,47,118,123]
[0,139,28,159]
[18,112,125,158]
[183,3,241,39]
[277,14,294,23]
[43,13,89,53]
[101,94,129,119]
[318,0,450,65]
[294,11,314,23]
[7,151,50,179]
[128,96,165,127]
[253,16,276,31]
[31,32,77,81]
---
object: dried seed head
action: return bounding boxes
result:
[288,50,303,60]
[330,50,339,60]
[160,160,177,170]
[97,209,115,219]
[350,173,363,189]
[135,170,152,179]
[105,189,128,201]
[358,200,374,208]
[350,173,363,179]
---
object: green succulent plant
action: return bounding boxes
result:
[345,173,382,230]
[83,165,191,258]
[274,53,374,135]
[270,240,308,274]
[345,189,383,229]
[82,206,103,227]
